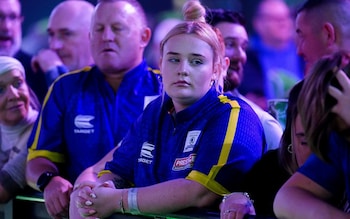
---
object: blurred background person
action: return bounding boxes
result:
[0,56,39,203]
[294,0,350,75]
[147,17,181,68]
[0,0,47,103]
[239,0,304,110]
[206,8,283,151]
[31,0,94,89]
[21,18,49,56]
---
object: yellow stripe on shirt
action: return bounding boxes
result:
[187,96,241,195]
[28,67,92,161]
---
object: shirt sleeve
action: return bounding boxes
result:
[27,79,66,163]
[187,101,265,195]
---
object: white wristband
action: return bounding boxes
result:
[128,188,140,215]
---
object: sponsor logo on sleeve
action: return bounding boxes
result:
[138,142,155,164]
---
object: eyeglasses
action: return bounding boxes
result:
[0,13,22,23]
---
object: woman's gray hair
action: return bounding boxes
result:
[0,56,25,78]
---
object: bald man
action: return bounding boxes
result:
[31,0,94,87]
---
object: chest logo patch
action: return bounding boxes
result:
[173,153,196,171]
[183,130,201,153]
[74,115,95,134]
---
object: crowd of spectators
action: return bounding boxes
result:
[0,0,349,219]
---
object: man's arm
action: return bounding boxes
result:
[26,157,59,191]
[26,157,73,219]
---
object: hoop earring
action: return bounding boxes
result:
[210,80,214,86]
[287,144,293,154]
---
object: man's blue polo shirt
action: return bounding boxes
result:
[28,61,162,182]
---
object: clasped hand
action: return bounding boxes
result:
[220,192,256,219]
[73,180,119,219]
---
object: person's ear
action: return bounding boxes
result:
[323,22,336,46]
[158,57,163,73]
[212,61,221,81]
[223,56,230,74]
[141,27,152,48]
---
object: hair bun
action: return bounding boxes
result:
[182,0,206,22]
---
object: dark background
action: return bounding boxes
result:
[20,0,305,33]
[20,0,305,55]
[20,0,242,34]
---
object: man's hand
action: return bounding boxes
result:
[31,49,63,73]
[43,176,73,219]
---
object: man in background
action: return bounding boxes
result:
[295,0,350,74]
[31,0,94,89]
[240,0,304,110]
[207,9,283,151]
[0,0,47,102]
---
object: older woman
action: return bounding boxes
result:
[0,56,39,203]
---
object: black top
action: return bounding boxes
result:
[243,149,290,217]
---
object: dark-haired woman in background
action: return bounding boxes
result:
[274,52,350,219]
[220,80,312,219]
